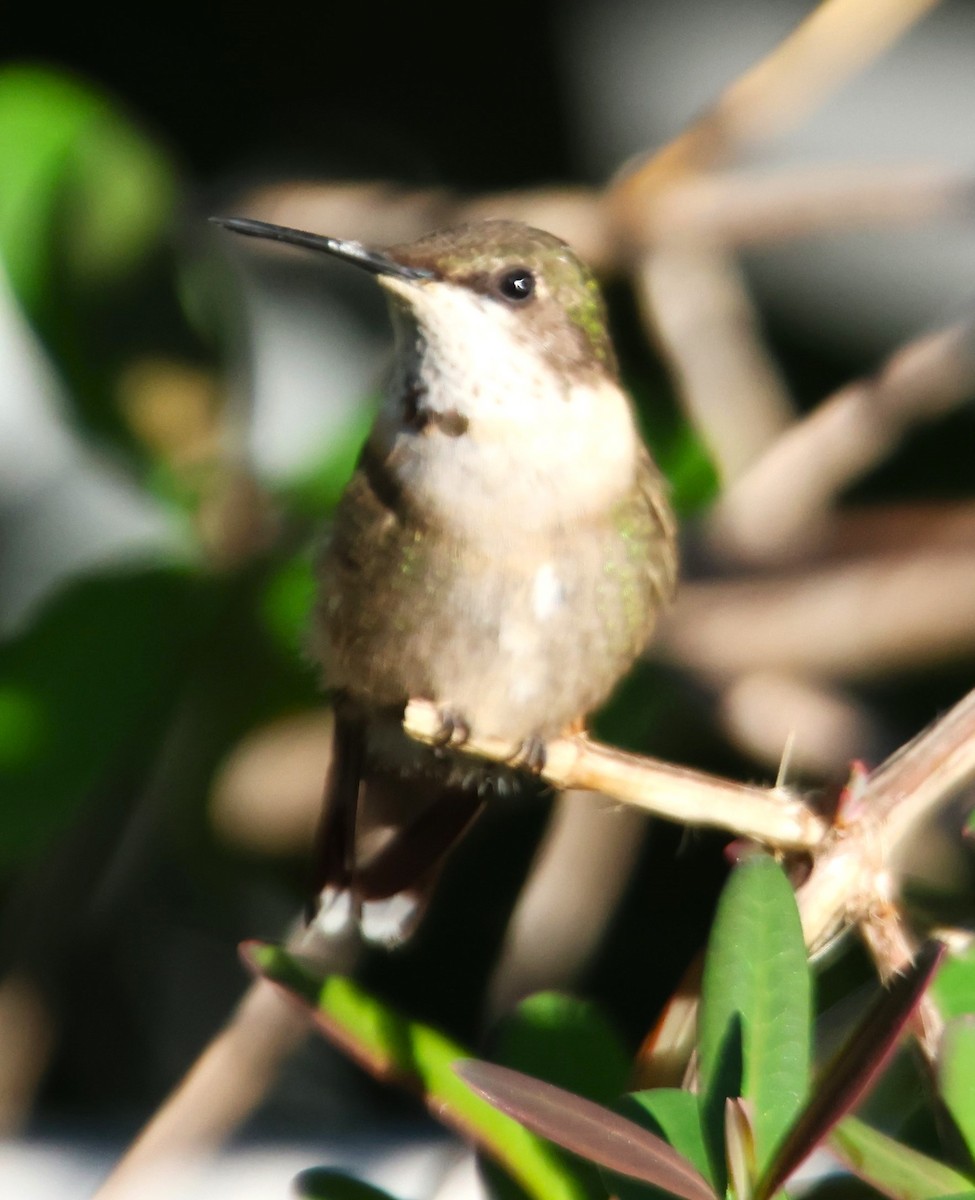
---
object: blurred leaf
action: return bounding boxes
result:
[756,940,946,1200]
[493,992,631,1107]
[293,1168,400,1200]
[0,568,210,870]
[0,683,47,771]
[940,1017,975,1158]
[654,419,719,516]
[831,1116,974,1200]
[0,65,174,320]
[455,1060,714,1200]
[629,375,718,516]
[244,943,594,1200]
[698,854,811,1185]
[933,943,975,1020]
[610,1089,714,1200]
[261,550,317,656]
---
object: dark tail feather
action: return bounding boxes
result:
[354,782,485,945]
[357,784,484,900]
[309,705,366,927]
[310,709,486,945]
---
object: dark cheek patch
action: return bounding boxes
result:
[433,409,469,437]
[401,385,469,438]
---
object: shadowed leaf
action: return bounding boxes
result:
[243,943,594,1200]
[831,1116,974,1200]
[755,940,947,1200]
[454,1059,715,1200]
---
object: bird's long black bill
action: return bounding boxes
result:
[210,215,433,280]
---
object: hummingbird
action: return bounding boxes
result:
[213,215,678,944]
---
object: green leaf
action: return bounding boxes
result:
[609,1089,715,1200]
[293,1168,399,1200]
[933,944,975,1020]
[654,419,719,516]
[260,550,317,656]
[698,854,811,1184]
[244,943,596,1200]
[0,65,174,320]
[493,992,631,1107]
[0,568,209,870]
[831,1116,975,1200]
[755,940,945,1200]
[940,1018,975,1158]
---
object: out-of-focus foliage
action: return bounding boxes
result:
[0,66,174,318]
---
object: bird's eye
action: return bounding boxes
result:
[496,268,535,302]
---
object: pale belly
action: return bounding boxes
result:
[317,519,662,743]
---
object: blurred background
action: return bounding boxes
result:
[3,1,975,1196]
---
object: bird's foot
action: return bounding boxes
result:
[429,707,472,754]
[508,735,547,775]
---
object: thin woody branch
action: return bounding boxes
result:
[608,0,943,228]
[403,700,827,849]
[710,319,975,562]
[407,685,975,964]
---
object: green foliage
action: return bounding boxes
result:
[255,856,975,1200]
[698,853,812,1182]
[493,992,631,1107]
[612,1090,716,1200]
[0,65,174,319]
[245,944,596,1200]
[940,1018,975,1162]
[0,569,211,870]
[831,1117,974,1200]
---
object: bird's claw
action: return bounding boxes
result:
[509,736,547,775]
[430,709,471,753]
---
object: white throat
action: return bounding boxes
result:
[372,279,639,538]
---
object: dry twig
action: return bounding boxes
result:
[405,701,825,849]
[662,546,975,683]
[608,0,944,227]
[710,319,975,562]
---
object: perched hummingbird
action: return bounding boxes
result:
[214,215,678,943]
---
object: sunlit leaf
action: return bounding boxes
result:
[831,1116,974,1200]
[244,943,594,1200]
[940,1017,975,1158]
[698,854,811,1185]
[933,943,975,1020]
[493,992,631,1107]
[455,1059,715,1200]
[755,940,946,1200]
